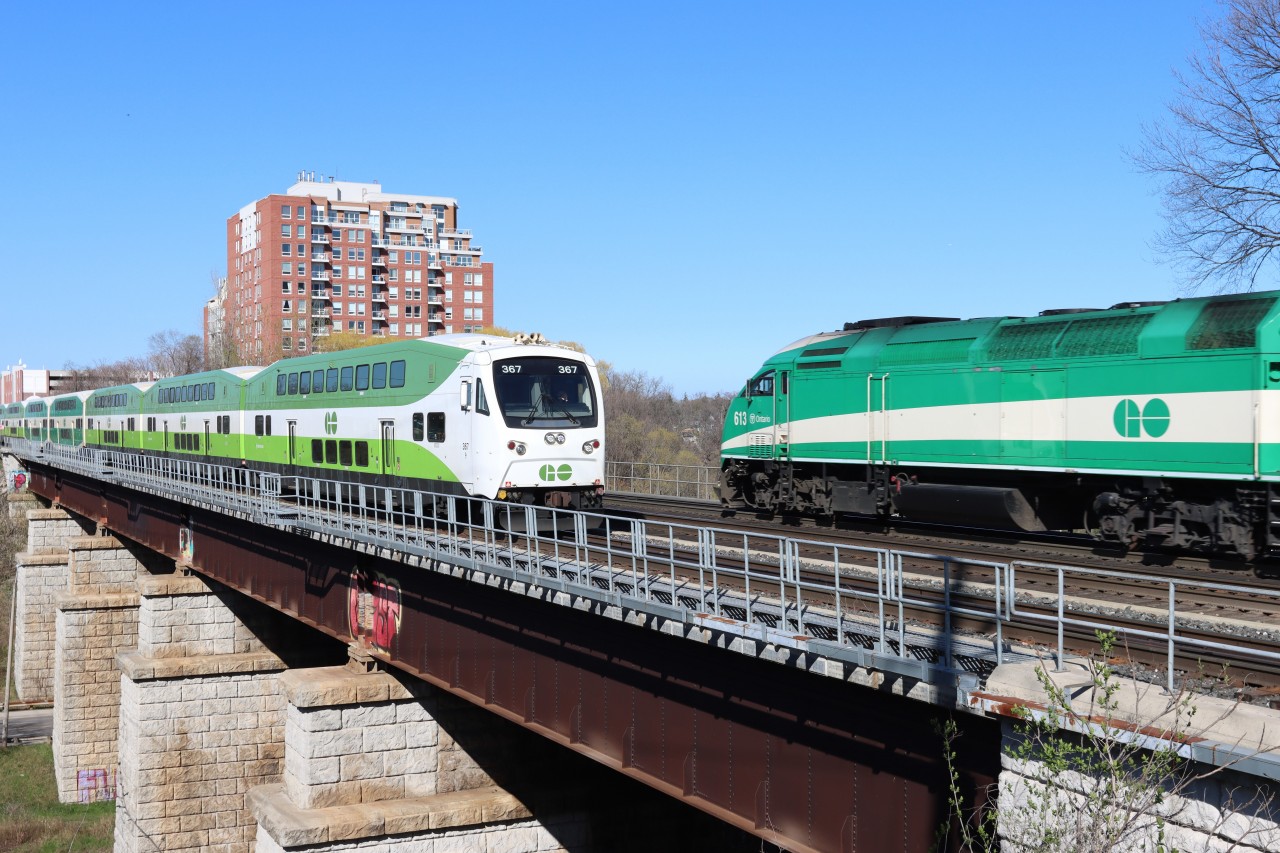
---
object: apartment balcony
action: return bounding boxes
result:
[311,271,330,281]
[310,289,330,300]
[390,238,422,248]
[310,252,332,263]
[312,308,330,317]
[427,261,442,270]
[427,294,442,306]
[384,222,423,233]
[371,254,387,267]
[371,290,387,303]
[372,310,386,321]
[371,275,386,284]
[439,228,472,238]
[387,207,423,217]
[428,314,444,324]
[310,234,330,244]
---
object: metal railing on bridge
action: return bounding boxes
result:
[7,438,1280,709]
[605,461,719,502]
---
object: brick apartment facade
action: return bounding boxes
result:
[207,174,494,362]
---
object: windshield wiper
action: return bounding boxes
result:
[522,393,579,425]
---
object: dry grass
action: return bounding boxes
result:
[0,502,114,849]
[0,743,115,851]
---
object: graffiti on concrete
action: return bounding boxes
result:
[77,767,117,803]
[178,525,194,564]
[347,567,403,654]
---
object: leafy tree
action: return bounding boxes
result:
[1138,0,1280,291]
[604,370,731,468]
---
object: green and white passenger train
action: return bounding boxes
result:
[719,291,1280,559]
[8,334,606,513]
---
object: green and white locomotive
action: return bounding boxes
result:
[25,334,606,513]
[719,291,1280,559]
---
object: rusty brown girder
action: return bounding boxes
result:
[28,462,999,853]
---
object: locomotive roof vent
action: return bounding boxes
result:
[842,316,959,332]
[1108,301,1169,310]
[1038,307,1102,316]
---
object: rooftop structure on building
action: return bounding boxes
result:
[206,173,494,363]
[1,362,75,404]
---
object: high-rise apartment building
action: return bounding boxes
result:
[208,174,494,363]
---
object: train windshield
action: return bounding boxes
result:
[491,356,598,429]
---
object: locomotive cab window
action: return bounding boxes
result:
[413,413,424,441]
[747,371,774,398]
[491,357,598,429]
[427,412,445,442]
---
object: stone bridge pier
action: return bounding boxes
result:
[9,499,758,852]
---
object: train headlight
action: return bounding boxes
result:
[544,432,557,445]
[555,432,565,444]
[582,439,599,454]
[507,440,527,455]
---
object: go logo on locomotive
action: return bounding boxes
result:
[1112,398,1170,438]
[324,411,339,435]
[539,464,572,482]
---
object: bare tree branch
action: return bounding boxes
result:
[1137,0,1280,292]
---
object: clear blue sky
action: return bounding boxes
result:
[3,1,1220,395]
